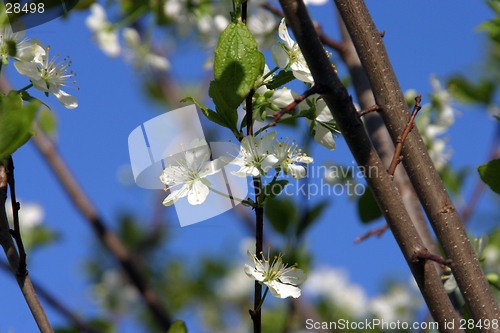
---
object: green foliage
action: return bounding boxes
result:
[0,91,40,159]
[213,21,264,110]
[478,158,500,195]
[25,226,60,251]
[168,320,188,333]
[38,108,58,137]
[440,165,469,195]
[265,197,295,235]
[447,75,496,104]
[357,188,382,224]
[265,70,295,90]
[296,200,328,237]
[262,179,289,201]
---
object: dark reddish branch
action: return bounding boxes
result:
[270,85,323,126]
[355,223,389,243]
[358,104,381,117]
[413,249,453,269]
[387,95,422,178]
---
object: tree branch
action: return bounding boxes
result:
[270,85,323,126]
[337,14,444,277]
[28,123,172,331]
[0,162,54,333]
[277,0,463,330]
[335,0,499,327]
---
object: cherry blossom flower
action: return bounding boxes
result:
[272,18,313,83]
[160,138,225,206]
[222,131,279,177]
[299,95,337,150]
[86,3,120,57]
[273,138,313,180]
[14,43,78,109]
[244,247,306,299]
[0,22,45,64]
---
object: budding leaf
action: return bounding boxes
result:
[0,91,40,159]
[214,21,264,109]
[167,320,188,333]
[262,179,289,200]
[265,70,295,90]
[478,158,500,195]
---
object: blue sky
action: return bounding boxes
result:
[0,1,498,332]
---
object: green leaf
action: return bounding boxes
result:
[478,159,500,195]
[213,21,264,109]
[180,97,229,129]
[262,179,289,200]
[265,70,295,90]
[447,76,496,104]
[296,200,328,237]
[168,320,188,333]
[0,91,40,159]
[357,188,382,224]
[20,90,51,110]
[38,108,57,136]
[265,197,295,235]
[208,81,239,133]
[494,115,500,123]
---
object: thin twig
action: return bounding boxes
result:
[412,249,453,269]
[355,223,389,243]
[387,95,422,178]
[6,156,27,276]
[29,123,172,331]
[357,104,381,117]
[270,85,323,126]
[0,163,54,332]
[0,260,100,333]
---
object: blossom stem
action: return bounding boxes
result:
[261,66,280,82]
[18,83,33,93]
[254,287,268,312]
[254,114,303,136]
[207,186,255,206]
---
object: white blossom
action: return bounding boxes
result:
[299,95,337,150]
[244,247,306,299]
[86,4,120,57]
[123,28,170,72]
[0,22,45,64]
[160,138,225,206]
[273,138,313,180]
[222,131,279,177]
[272,18,313,83]
[14,43,78,109]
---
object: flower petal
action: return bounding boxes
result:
[14,61,40,78]
[279,268,307,286]
[50,87,78,109]
[163,186,189,206]
[314,124,336,150]
[272,45,289,69]
[244,264,266,282]
[187,181,209,205]
[261,154,279,174]
[267,280,302,298]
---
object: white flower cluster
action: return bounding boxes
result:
[159,134,313,207]
[86,4,170,72]
[0,22,78,108]
[414,75,457,171]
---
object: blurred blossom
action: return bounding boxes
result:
[299,95,338,150]
[247,9,277,50]
[483,245,500,266]
[414,75,457,171]
[216,266,253,300]
[122,28,170,72]
[164,0,198,37]
[86,4,120,57]
[369,285,421,322]
[304,266,368,317]
[116,164,135,187]
[92,269,139,314]
[5,199,44,233]
[303,0,329,5]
